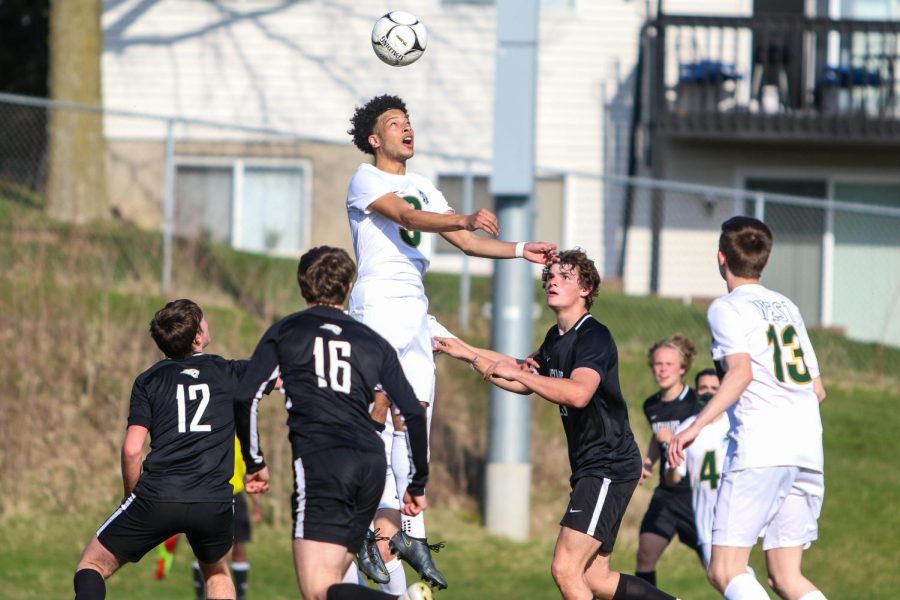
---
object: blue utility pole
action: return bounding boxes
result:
[486,0,539,540]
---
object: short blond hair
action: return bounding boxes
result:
[647,333,697,372]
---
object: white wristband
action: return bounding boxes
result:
[514,241,526,258]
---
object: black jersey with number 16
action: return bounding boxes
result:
[535,314,642,484]
[236,305,429,496]
[128,354,248,503]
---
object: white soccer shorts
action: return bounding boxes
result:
[712,466,824,550]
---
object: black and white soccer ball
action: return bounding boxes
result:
[371,11,427,67]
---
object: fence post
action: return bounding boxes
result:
[161,118,175,295]
[821,196,835,327]
[754,192,765,221]
[459,159,473,332]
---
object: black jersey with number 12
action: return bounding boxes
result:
[128,354,248,503]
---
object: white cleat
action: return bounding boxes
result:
[405,581,433,600]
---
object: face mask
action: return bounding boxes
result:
[697,392,714,408]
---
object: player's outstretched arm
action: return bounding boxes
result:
[369,193,499,235]
[433,335,531,394]
[668,353,751,467]
[441,229,558,264]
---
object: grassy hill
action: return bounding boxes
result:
[1,194,898,598]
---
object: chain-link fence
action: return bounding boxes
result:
[1,93,898,516]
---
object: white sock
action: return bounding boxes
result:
[342,561,364,585]
[379,558,407,595]
[799,591,826,600]
[401,511,427,539]
[391,431,427,539]
[724,572,770,600]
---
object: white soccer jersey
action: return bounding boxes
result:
[346,163,452,296]
[708,283,823,473]
[674,414,731,548]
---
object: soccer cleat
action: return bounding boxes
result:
[356,528,390,584]
[405,581,434,600]
[389,531,448,590]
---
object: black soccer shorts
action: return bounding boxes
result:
[290,443,387,552]
[639,485,701,554]
[233,491,251,544]
[96,494,234,564]
[560,476,639,552]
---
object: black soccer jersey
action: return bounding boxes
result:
[535,313,642,484]
[235,305,429,496]
[128,354,248,503]
[643,385,698,492]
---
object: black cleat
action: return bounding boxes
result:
[389,531,448,590]
[356,528,390,584]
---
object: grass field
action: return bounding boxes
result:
[1,195,898,598]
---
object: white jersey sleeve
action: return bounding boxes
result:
[347,164,394,214]
[708,298,755,361]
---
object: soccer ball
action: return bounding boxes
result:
[371,11,427,67]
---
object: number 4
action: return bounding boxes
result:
[699,450,719,489]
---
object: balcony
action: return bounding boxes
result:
[644,15,900,144]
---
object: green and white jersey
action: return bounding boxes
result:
[346,163,452,297]
[673,414,731,546]
[708,283,823,472]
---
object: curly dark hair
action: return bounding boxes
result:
[297,246,357,306]
[541,248,602,309]
[348,94,408,155]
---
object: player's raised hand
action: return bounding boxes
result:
[401,491,428,516]
[463,208,500,237]
[244,466,270,494]
[523,242,558,265]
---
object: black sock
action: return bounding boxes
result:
[232,563,249,599]
[74,568,106,600]
[634,570,657,586]
[613,574,675,600]
[192,563,205,600]
[326,582,401,600]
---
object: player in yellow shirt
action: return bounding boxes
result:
[193,437,262,600]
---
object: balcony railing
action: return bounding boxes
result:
[645,15,900,143]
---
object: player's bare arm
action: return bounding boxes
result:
[668,352,752,467]
[441,230,557,264]
[813,376,826,404]
[640,438,659,484]
[120,425,148,500]
[485,362,601,409]
[368,192,500,236]
[432,336,531,394]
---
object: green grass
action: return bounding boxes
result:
[2,192,899,598]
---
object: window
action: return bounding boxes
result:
[175,159,309,255]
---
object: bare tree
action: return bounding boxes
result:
[46,0,107,223]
